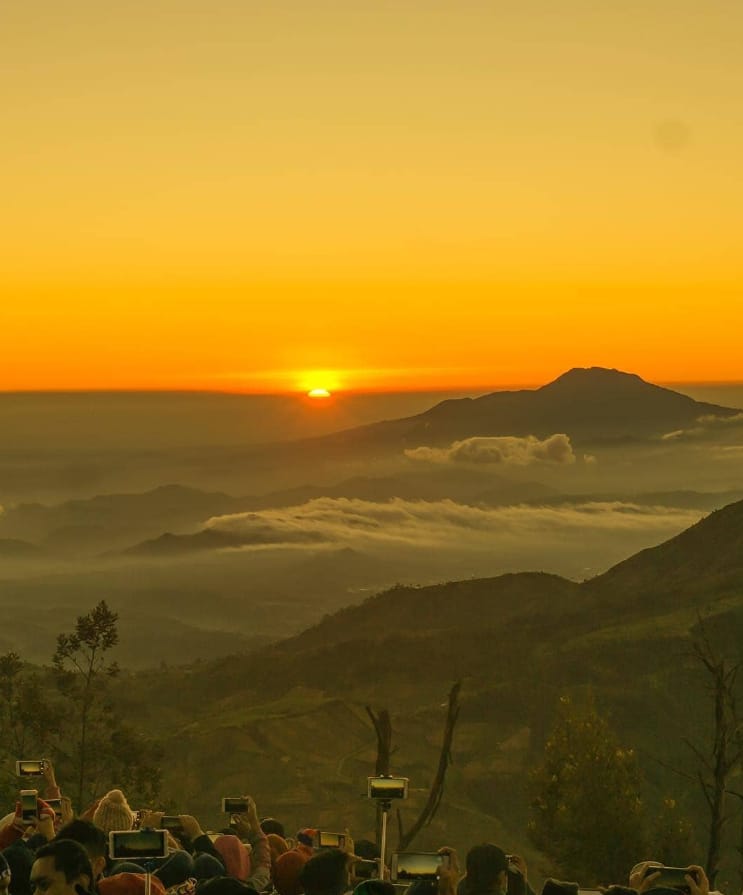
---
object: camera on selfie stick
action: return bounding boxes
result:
[366,776,409,878]
[109,829,169,895]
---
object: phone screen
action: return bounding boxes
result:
[392,853,447,881]
[109,830,168,860]
[222,798,248,813]
[317,832,346,848]
[368,777,409,800]
[17,761,45,777]
[21,792,38,822]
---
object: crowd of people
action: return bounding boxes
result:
[0,762,714,895]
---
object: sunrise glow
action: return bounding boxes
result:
[1,3,742,392]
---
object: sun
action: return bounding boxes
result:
[298,369,342,397]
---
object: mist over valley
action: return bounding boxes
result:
[3,368,743,668]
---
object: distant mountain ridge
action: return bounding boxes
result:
[294,367,740,451]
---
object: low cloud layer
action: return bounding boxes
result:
[205,497,702,555]
[404,434,575,466]
[663,412,743,441]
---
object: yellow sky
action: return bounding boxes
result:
[2,1,742,392]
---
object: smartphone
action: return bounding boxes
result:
[16,761,45,777]
[161,816,183,832]
[643,867,697,892]
[109,829,169,860]
[221,798,248,814]
[21,790,39,823]
[390,853,449,882]
[314,831,346,849]
[367,776,409,800]
[46,798,63,818]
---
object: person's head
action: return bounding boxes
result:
[1,853,11,895]
[299,849,349,895]
[539,881,579,895]
[273,841,313,895]
[92,791,134,836]
[31,840,94,895]
[213,836,251,882]
[98,873,167,895]
[55,820,108,882]
[465,845,509,895]
[295,831,317,850]
[353,883,394,895]
[352,842,379,862]
[261,820,285,839]
[195,879,259,895]
[266,835,289,880]
[3,843,33,895]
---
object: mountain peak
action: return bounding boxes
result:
[543,367,649,391]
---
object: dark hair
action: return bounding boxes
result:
[196,879,259,895]
[260,819,285,838]
[465,845,508,892]
[34,840,93,885]
[3,842,33,895]
[55,821,108,860]
[353,841,379,861]
[299,849,348,895]
[353,882,394,895]
[407,882,438,895]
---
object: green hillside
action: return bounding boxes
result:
[107,497,743,889]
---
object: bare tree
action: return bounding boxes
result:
[366,706,393,776]
[397,680,462,849]
[366,682,462,851]
[684,616,743,884]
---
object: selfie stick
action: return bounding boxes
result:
[378,799,392,880]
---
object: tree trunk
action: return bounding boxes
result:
[398,681,461,850]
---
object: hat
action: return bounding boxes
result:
[295,830,317,849]
[99,874,166,895]
[93,791,134,835]
[213,837,251,881]
[274,846,314,895]
[540,880,579,895]
[465,845,509,891]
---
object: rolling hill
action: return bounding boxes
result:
[114,497,743,878]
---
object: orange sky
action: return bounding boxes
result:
[2,1,742,393]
